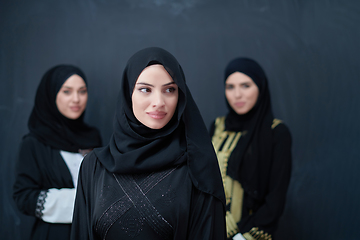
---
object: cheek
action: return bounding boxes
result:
[169,99,178,113]
[225,90,233,103]
[56,94,67,109]
[132,94,146,115]
[82,94,88,105]
[251,89,259,102]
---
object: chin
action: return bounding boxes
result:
[146,123,166,130]
[144,119,169,130]
[65,113,83,120]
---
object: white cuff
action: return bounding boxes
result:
[233,233,246,240]
[41,188,76,223]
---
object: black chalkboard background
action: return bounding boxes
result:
[1,1,359,239]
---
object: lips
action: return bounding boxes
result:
[234,102,245,107]
[70,106,81,111]
[147,111,167,119]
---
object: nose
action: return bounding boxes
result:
[72,92,80,102]
[234,87,242,98]
[152,91,165,108]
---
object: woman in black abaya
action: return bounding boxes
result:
[70,47,226,240]
[210,58,292,240]
[13,65,102,240]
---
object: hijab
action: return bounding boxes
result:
[94,47,225,203]
[224,57,274,200]
[28,64,102,153]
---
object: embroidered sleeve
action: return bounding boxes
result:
[35,190,48,218]
[243,227,272,240]
[226,211,240,238]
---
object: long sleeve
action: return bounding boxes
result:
[71,152,98,240]
[240,123,292,236]
[13,135,75,220]
[186,187,227,240]
[13,136,47,216]
[41,188,76,223]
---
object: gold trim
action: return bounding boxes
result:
[271,118,282,129]
[244,227,272,240]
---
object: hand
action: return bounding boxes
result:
[233,233,246,240]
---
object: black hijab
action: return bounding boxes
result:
[94,47,225,204]
[224,58,274,200]
[28,65,102,153]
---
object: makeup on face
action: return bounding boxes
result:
[225,72,259,115]
[132,64,178,129]
[56,74,88,120]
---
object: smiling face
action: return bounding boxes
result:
[225,71,259,115]
[56,74,88,120]
[132,64,179,129]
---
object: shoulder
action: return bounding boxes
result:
[19,134,50,152]
[210,116,226,136]
[80,151,98,170]
[21,134,41,146]
[272,120,292,145]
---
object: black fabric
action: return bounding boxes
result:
[223,58,274,200]
[94,47,225,203]
[13,135,74,240]
[28,64,102,153]
[114,172,174,239]
[236,123,292,236]
[13,65,102,240]
[210,57,292,236]
[70,153,226,240]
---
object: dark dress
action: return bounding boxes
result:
[210,117,292,239]
[211,57,292,239]
[13,134,74,240]
[12,65,102,240]
[71,152,226,240]
[71,47,226,240]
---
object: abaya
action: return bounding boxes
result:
[13,65,102,240]
[71,47,226,240]
[210,58,292,239]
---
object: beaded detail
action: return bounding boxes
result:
[35,190,48,218]
[95,168,176,239]
[246,227,272,240]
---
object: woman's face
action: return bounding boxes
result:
[132,64,179,129]
[225,71,259,115]
[56,74,88,119]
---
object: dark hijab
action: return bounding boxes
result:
[28,65,102,153]
[94,47,225,204]
[224,58,274,200]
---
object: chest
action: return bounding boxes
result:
[92,165,192,240]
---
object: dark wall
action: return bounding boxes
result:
[1,0,359,239]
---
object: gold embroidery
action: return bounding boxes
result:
[243,227,272,240]
[271,118,282,129]
[212,116,243,237]
[212,117,279,239]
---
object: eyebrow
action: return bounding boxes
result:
[62,86,87,89]
[136,81,176,87]
[226,81,252,85]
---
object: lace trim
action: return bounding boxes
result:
[243,227,272,240]
[35,190,48,218]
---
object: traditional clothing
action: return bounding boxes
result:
[13,65,102,240]
[210,58,292,240]
[71,47,226,240]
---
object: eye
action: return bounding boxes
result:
[79,89,88,94]
[139,87,151,93]
[241,83,252,89]
[225,84,234,90]
[63,90,71,94]
[165,87,176,93]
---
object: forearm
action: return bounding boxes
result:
[37,188,76,223]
